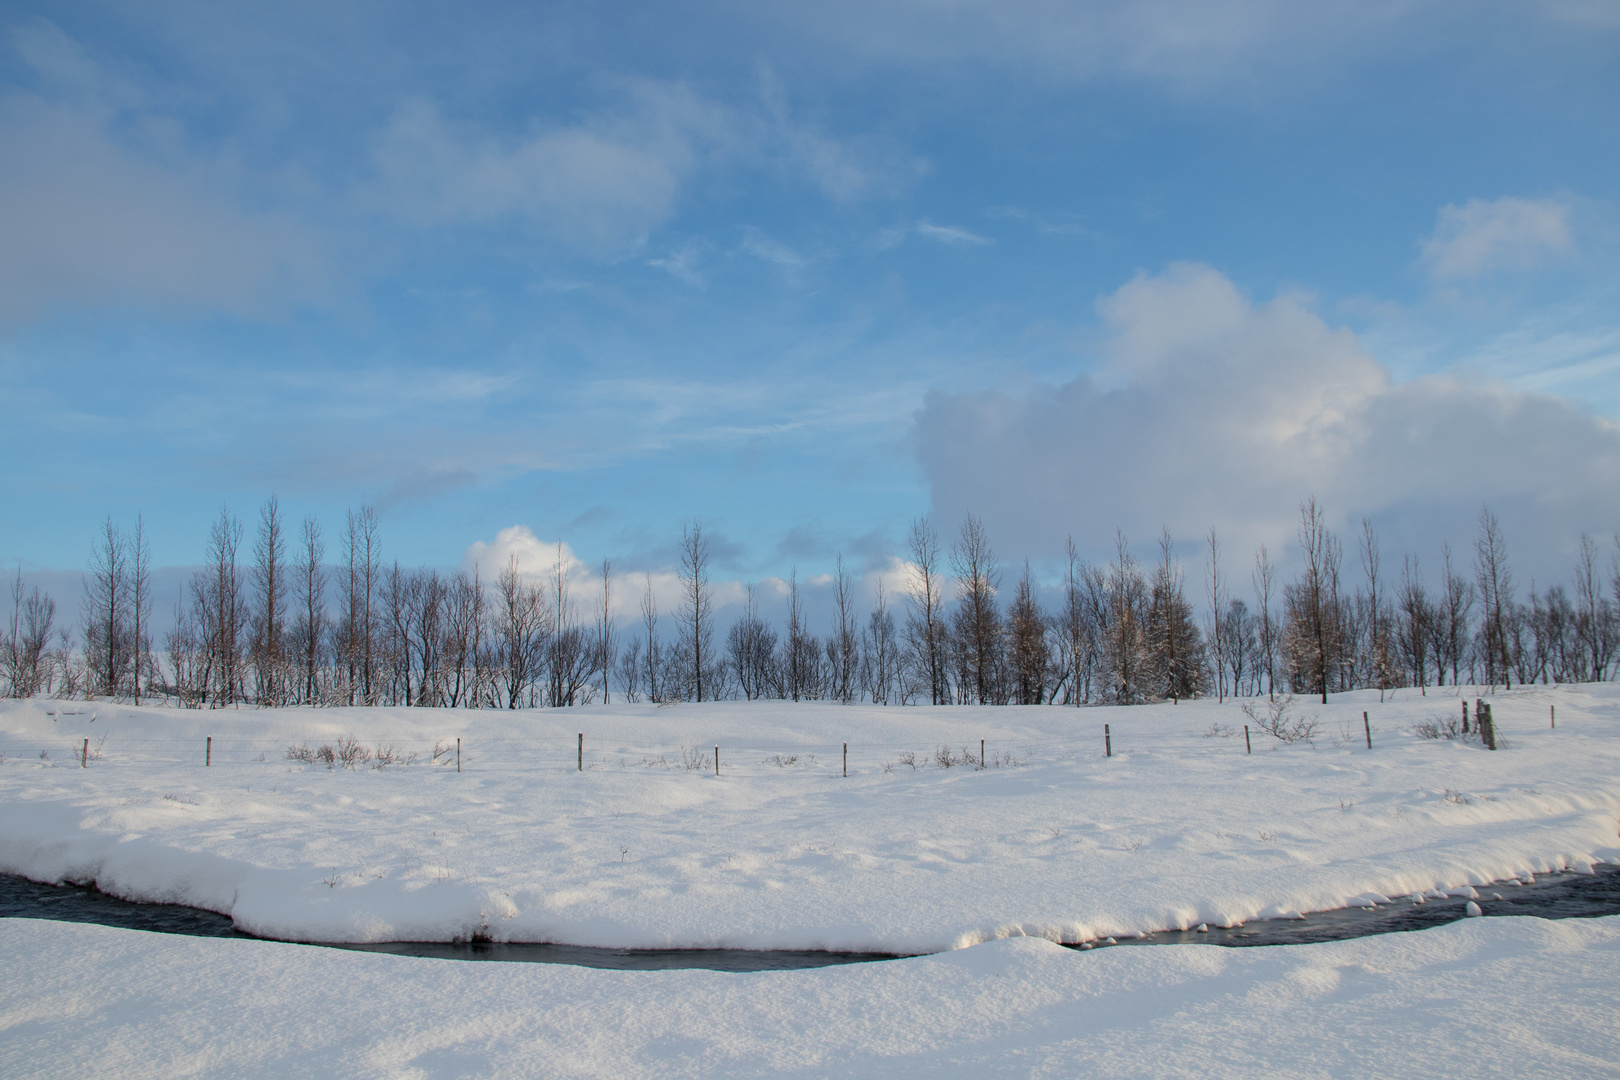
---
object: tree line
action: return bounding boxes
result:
[4,496,1618,708]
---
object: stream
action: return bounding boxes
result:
[5,866,1618,970]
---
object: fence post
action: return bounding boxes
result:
[1363,711,1372,750]
[457,737,461,773]
[578,733,583,772]
[1551,704,1555,729]
[1483,703,1497,751]
[1462,700,1469,734]
[980,739,985,769]
[843,741,847,778]
[1244,725,1251,754]
[1104,724,1111,758]
[81,738,88,768]
[206,736,211,767]
[715,746,720,776]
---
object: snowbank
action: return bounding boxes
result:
[2,685,1618,952]
[2,914,1618,1077]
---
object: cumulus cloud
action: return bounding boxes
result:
[1422,196,1575,280]
[914,263,1620,577]
[463,526,587,581]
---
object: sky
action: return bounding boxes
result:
[2,0,1618,616]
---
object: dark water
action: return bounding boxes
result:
[0,874,900,971]
[5,867,1619,969]
[1068,864,1620,951]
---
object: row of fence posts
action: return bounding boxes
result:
[81,699,1558,772]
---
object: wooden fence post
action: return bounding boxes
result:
[843,741,847,778]
[1483,703,1497,751]
[1244,725,1251,754]
[1462,700,1469,734]
[81,738,88,768]
[206,736,211,767]
[457,737,461,773]
[1104,724,1111,758]
[715,746,720,776]
[1551,705,1555,729]
[980,739,985,769]
[1363,711,1372,750]
[578,733,583,772]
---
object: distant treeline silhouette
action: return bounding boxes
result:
[5,496,1617,708]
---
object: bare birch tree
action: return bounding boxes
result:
[904,517,948,705]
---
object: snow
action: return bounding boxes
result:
[3,914,1619,1077]
[1,684,1618,952]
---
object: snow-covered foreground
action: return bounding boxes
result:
[3,914,1619,1078]
[2,686,1618,952]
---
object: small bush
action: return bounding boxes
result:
[1241,695,1318,744]
[1413,715,1463,740]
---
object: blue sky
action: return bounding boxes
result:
[2,1,1618,600]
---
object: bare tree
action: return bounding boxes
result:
[1253,544,1277,701]
[294,516,326,705]
[251,496,287,706]
[904,518,948,706]
[829,555,860,703]
[1283,497,1342,704]
[597,558,615,704]
[728,584,778,700]
[1206,527,1226,702]
[1220,599,1257,697]
[548,543,595,706]
[205,506,248,706]
[863,578,898,705]
[1055,537,1096,706]
[1574,534,1607,681]
[1006,560,1047,705]
[1474,507,1516,689]
[83,516,129,698]
[676,523,715,702]
[1397,555,1431,694]
[783,568,817,701]
[495,555,545,708]
[442,568,485,707]
[337,506,381,705]
[1432,543,1474,688]
[1361,518,1395,700]
[5,569,56,699]
[950,513,1003,704]
[130,515,152,705]
[1103,532,1150,704]
[640,572,663,703]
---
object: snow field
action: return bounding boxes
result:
[3,914,1619,1078]
[1,685,1618,952]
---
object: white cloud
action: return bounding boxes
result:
[914,263,1620,577]
[0,26,326,323]
[1422,196,1575,281]
[916,220,992,246]
[464,526,586,582]
[367,89,722,256]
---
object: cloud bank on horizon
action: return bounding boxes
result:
[917,263,1620,571]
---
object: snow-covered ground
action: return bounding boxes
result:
[1,686,1618,952]
[3,913,1619,1078]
